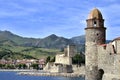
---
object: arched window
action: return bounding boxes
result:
[94,21,97,27]
[97,69,104,80]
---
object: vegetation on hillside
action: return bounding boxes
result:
[0,45,60,60]
[0,30,86,51]
[0,30,89,60]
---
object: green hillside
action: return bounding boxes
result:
[0,30,40,46]
[0,31,73,49]
[0,45,60,60]
[0,30,87,60]
[37,34,73,49]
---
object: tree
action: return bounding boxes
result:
[72,54,85,65]
[50,56,55,62]
[16,64,27,69]
[5,64,15,69]
[22,64,27,69]
[30,64,39,70]
[46,56,51,63]
[0,64,5,69]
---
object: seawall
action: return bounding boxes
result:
[18,72,85,77]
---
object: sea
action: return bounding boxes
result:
[0,71,85,80]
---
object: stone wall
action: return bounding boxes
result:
[55,45,76,65]
[48,63,73,73]
[98,44,114,74]
[44,45,76,73]
[114,55,120,75]
[43,62,54,72]
[72,65,85,74]
[103,74,120,80]
[67,45,76,57]
[97,43,120,80]
[112,40,120,54]
[55,54,72,65]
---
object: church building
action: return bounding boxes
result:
[85,8,120,80]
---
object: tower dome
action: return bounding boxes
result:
[88,8,103,19]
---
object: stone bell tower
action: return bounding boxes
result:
[85,8,106,80]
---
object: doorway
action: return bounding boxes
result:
[97,69,104,80]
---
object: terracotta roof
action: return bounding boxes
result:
[88,8,103,19]
[113,37,120,41]
[100,44,107,46]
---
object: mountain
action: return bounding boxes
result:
[0,30,111,51]
[0,30,113,59]
[71,35,85,44]
[37,34,73,49]
[0,31,74,49]
[0,30,40,46]
[0,31,73,59]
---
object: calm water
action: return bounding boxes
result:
[0,71,85,80]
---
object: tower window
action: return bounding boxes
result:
[97,33,99,36]
[94,21,97,27]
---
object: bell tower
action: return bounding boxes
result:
[85,8,106,80]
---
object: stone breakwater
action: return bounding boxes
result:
[18,72,85,77]
[18,66,85,77]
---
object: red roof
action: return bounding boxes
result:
[100,44,107,46]
[113,37,120,41]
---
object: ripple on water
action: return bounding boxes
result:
[0,71,85,80]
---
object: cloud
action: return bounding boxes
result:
[0,0,119,39]
[0,1,40,17]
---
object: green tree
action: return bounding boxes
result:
[16,64,27,69]
[30,64,39,70]
[17,64,22,69]
[0,64,5,69]
[72,54,85,65]
[50,56,55,62]
[22,64,27,69]
[46,56,51,63]
[5,64,15,69]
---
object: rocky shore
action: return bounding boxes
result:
[18,71,85,77]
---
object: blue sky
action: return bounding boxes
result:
[0,0,120,40]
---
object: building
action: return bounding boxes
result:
[85,8,120,80]
[44,45,76,73]
[55,45,76,65]
[38,59,46,69]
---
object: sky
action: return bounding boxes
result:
[0,0,120,40]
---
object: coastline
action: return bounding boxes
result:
[0,63,85,77]
[18,71,85,77]
[0,69,39,72]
